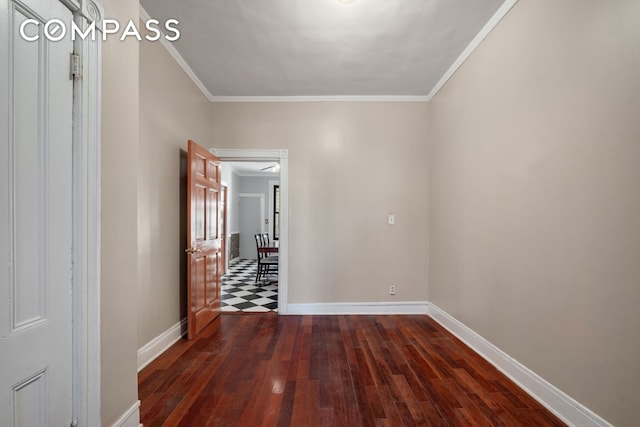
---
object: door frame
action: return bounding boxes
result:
[212,149,289,314]
[70,0,103,425]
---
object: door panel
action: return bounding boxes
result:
[206,253,218,305]
[0,0,74,425]
[207,187,218,240]
[195,185,205,240]
[187,140,222,339]
[195,257,205,310]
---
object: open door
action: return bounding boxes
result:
[186,140,222,339]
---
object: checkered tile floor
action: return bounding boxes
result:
[221,259,278,313]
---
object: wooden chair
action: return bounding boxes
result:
[255,234,278,284]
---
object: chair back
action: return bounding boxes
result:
[255,234,265,259]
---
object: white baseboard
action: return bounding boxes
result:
[286,301,429,315]
[428,303,612,427]
[137,318,187,372]
[111,400,141,427]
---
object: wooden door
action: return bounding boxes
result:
[0,0,74,424]
[186,140,222,339]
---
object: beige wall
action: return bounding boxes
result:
[211,102,429,304]
[428,0,640,425]
[100,0,140,424]
[138,34,212,348]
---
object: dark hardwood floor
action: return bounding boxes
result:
[139,314,565,426]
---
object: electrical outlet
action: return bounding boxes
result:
[389,285,396,295]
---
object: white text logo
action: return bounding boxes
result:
[19,18,180,42]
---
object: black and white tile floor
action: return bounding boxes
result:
[221,259,278,313]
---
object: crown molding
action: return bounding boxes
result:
[139,5,215,102]
[141,1,518,104]
[210,95,429,103]
[426,0,519,101]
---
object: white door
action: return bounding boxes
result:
[239,197,262,260]
[0,0,74,425]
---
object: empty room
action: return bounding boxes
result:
[1,0,638,426]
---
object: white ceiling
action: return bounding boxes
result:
[141,0,506,98]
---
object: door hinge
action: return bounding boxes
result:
[70,419,78,427]
[70,52,81,80]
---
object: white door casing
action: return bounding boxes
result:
[0,0,74,424]
[70,1,103,425]
[212,149,289,314]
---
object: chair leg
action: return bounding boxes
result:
[257,262,267,285]
[259,264,264,285]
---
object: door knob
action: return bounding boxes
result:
[185,247,201,254]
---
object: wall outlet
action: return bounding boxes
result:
[389,285,396,295]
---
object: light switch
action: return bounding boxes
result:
[388,214,395,225]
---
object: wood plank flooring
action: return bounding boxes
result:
[139,314,565,427]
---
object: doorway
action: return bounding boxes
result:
[215,150,288,314]
[220,163,278,313]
